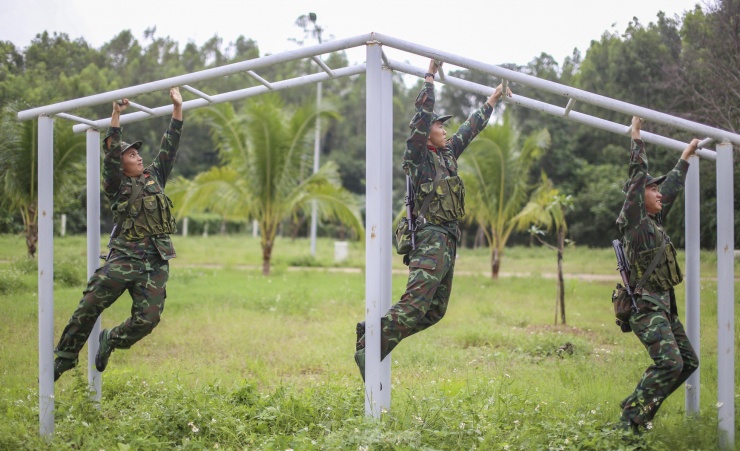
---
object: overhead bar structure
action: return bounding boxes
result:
[18,32,734,447]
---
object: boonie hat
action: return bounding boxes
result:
[121,141,142,154]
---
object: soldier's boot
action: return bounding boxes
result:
[95,329,115,372]
[356,321,365,352]
[53,357,78,382]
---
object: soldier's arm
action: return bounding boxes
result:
[101,100,127,198]
[616,117,648,233]
[150,87,183,187]
[403,61,438,175]
[448,83,508,159]
[659,139,698,218]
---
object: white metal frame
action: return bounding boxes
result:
[18,32,735,447]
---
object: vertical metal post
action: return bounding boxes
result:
[715,141,734,449]
[310,80,322,256]
[684,155,700,414]
[86,129,103,401]
[379,57,394,402]
[37,115,55,437]
[364,41,391,417]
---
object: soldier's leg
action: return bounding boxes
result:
[355,228,452,375]
[412,235,456,333]
[109,258,169,349]
[54,255,131,361]
[620,308,684,426]
[665,316,699,395]
[379,228,452,359]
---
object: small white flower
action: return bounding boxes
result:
[591,409,597,414]
[459,422,465,429]
[188,422,199,433]
[214,444,219,449]
[565,438,570,445]
[717,402,724,408]
[646,422,653,430]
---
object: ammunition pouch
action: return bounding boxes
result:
[118,193,177,240]
[417,175,465,224]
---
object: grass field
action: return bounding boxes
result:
[0,233,737,450]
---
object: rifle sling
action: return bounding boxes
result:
[635,234,667,292]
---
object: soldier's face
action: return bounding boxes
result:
[644,184,662,214]
[427,121,447,149]
[122,148,144,177]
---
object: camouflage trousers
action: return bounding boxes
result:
[620,297,699,426]
[356,227,456,368]
[54,250,169,360]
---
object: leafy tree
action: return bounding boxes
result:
[168,96,364,275]
[0,102,85,257]
[512,175,574,324]
[458,111,550,278]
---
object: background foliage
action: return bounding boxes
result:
[0,1,737,251]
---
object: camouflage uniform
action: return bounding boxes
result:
[54,118,183,367]
[616,138,699,429]
[355,81,493,376]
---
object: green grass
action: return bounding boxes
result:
[0,233,737,450]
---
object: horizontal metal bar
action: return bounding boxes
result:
[388,59,716,161]
[54,112,98,127]
[181,85,213,102]
[699,137,715,147]
[20,33,372,121]
[72,63,366,133]
[246,71,273,89]
[375,32,740,147]
[125,100,156,115]
[312,56,336,77]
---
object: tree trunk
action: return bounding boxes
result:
[491,248,500,279]
[557,228,566,324]
[262,240,273,276]
[491,231,501,279]
[24,205,38,259]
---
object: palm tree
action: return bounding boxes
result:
[512,175,574,324]
[459,110,550,278]
[0,102,85,257]
[169,95,364,275]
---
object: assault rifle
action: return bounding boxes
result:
[405,175,416,251]
[612,239,639,312]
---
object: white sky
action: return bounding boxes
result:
[1,0,703,71]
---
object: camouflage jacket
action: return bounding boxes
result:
[616,138,689,311]
[103,118,183,260]
[403,81,493,240]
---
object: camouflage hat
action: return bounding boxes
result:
[622,173,666,194]
[431,112,452,124]
[121,141,142,154]
[645,174,666,186]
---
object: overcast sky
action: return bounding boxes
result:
[2,0,703,71]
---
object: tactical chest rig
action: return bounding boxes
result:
[415,149,466,225]
[113,174,177,241]
[628,230,683,293]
